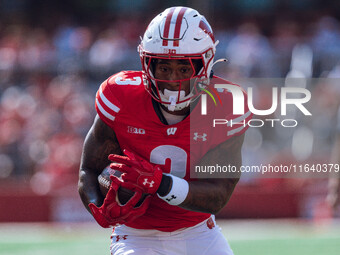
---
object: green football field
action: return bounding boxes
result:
[0,219,339,255]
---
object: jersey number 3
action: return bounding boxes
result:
[150,145,187,178]
[115,76,142,86]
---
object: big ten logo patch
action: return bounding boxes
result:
[127,126,146,135]
[163,48,177,54]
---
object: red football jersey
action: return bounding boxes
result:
[95,70,252,231]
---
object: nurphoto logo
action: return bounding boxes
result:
[201,83,312,128]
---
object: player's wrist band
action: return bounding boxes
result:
[157,174,189,205]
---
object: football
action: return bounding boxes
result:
[98,167,148,207]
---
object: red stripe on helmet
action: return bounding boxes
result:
[173,7,188,47]
[162,8,175,46]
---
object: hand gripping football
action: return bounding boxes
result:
[109,150,163,195]
[98,167,148,207]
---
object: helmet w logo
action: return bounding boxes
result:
[199,17,215,42]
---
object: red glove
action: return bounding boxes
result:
[109,150,163,195]
[89,176,151,228]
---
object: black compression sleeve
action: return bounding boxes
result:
[156,174,172,196]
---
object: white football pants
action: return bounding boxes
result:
[110,216,234,255]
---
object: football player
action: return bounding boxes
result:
[78,6,252,254]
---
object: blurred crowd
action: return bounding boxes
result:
[0,9,340,195]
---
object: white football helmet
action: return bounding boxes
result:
[138,6,219,111]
